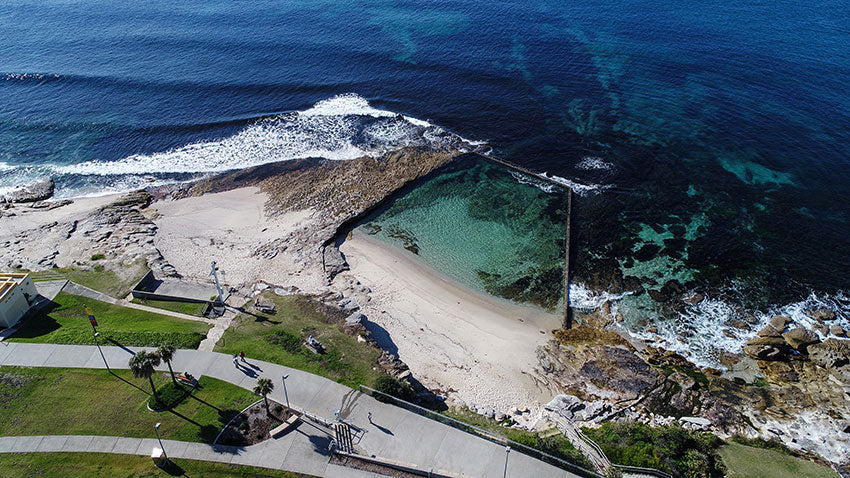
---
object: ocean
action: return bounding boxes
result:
[2,0,849,366]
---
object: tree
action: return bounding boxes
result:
[157,344,177,384]
[129,350,162,398]
[253,377,274,415]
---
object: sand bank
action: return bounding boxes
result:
[339,230,559,416]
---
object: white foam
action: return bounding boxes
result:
[46,93,482,179]
[569,282,630,309]
[539,172,612,196]
[576,156,613,171]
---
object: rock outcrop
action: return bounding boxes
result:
[0,178,54,203]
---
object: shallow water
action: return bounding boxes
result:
[2,0,849,366]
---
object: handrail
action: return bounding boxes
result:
[576,427,609,466]
[612,464,674,478]
[359,385,604,478]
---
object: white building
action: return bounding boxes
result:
[0,272,38,328]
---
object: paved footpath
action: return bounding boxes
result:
[0,343,580,478]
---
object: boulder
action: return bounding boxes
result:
[769,315,792,332]
[545,394,585,421]
[322,245,349,280]
[813,323,829,337]
[648,289,669,302]
[757,325,782,338]
[0,178,55,203]
[668,372,697,391]
[808,308,836,322]
[830,325,846,338]
[808,339,850,369]
[680,416,711,427]
[743,336,790,361]
[343,312,366,334]
[781,327,820,352]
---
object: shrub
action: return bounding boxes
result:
[148,381,187,409]
[90,253,106,261]
[582,422,725,478]
[373,375,415,402]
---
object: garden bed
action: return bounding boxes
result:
[216,399,294,446]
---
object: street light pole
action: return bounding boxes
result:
[93,331,110,373]
[281,374,290,410]
[503,446,510,478]
[154,422,168,463]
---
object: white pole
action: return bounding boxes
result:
[155,422,168,463]
[282,374,290,410]
[210,261,224,304]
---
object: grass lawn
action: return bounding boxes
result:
[57,260,149,299]
[0,367,257,444]
[215,293,383,389]
[9,292,210,349]
[720,442,838,478]
[131,297,208,317]
[0,452,312,477]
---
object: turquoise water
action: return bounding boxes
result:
[359,157,568,311]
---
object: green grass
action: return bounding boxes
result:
[0,367,257,444]
[131,297,208,317]
[0,452,312,477]
[214,293,383,389]
[719,442,838,478]
[9,292,210,349]
[56,260,148,299]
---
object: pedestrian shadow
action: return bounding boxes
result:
[371,422,394,436]
[234,363,257,378]
[244,361,263,372]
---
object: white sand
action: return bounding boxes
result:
[340,230,559,417]
[152,187,326,291]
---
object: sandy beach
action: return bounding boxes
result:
[340,230,559,417]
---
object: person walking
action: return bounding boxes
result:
[367,412,373,423]
[233,354,239,366]
[240,351,245,362]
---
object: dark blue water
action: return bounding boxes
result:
[2,0,849,364]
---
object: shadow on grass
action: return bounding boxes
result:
[233,306,282,325]
[7,301,61,339]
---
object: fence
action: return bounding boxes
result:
[358,385,605,478]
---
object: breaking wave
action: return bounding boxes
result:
[1,93,485,197]
[576,156,613,171]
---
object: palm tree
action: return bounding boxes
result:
[157,344,177,384]
[253,377,275,415]
[129,350,162,398]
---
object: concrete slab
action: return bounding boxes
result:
[375,414,450,468]
[133,438,160,455]
[161,439,190,458]
[172,350,217,377]
[431,427,498,477]
[10,436,44,452]
[62,435,94,452]
[2,343,55,366]
[34,280,67,301]
[35,435,69,452]
[280,430,332,477]
[179,443,236,463]
[0,342,20,363]
[43,345,98,368]
[87,435,119,453]
[0,436,17,453]
[112,437,144,455]
[150,279,216,302]
[229,442,268,467]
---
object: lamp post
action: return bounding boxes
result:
[281,374,290,410]
[503,446,510,478]
[93,331,110,373]
[154,422,168,464]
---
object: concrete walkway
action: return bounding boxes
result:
[0,343,580,478]
[0,434,383,478]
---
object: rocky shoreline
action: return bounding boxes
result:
[2,147,848,474]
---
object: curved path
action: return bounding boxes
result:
[0,342,580,478]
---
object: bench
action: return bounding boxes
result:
[175,373,198,388]
[269,414,301,438]
[254,299,276,314]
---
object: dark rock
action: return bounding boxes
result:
[757,325,782,338]
[683,292,704,305]
[807,308,836,322]
[647,289,669,302]
[830,325,846,337]
[322,246,349,280]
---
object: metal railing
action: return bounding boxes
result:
[359,385,605,478]
[612,465,673,478]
